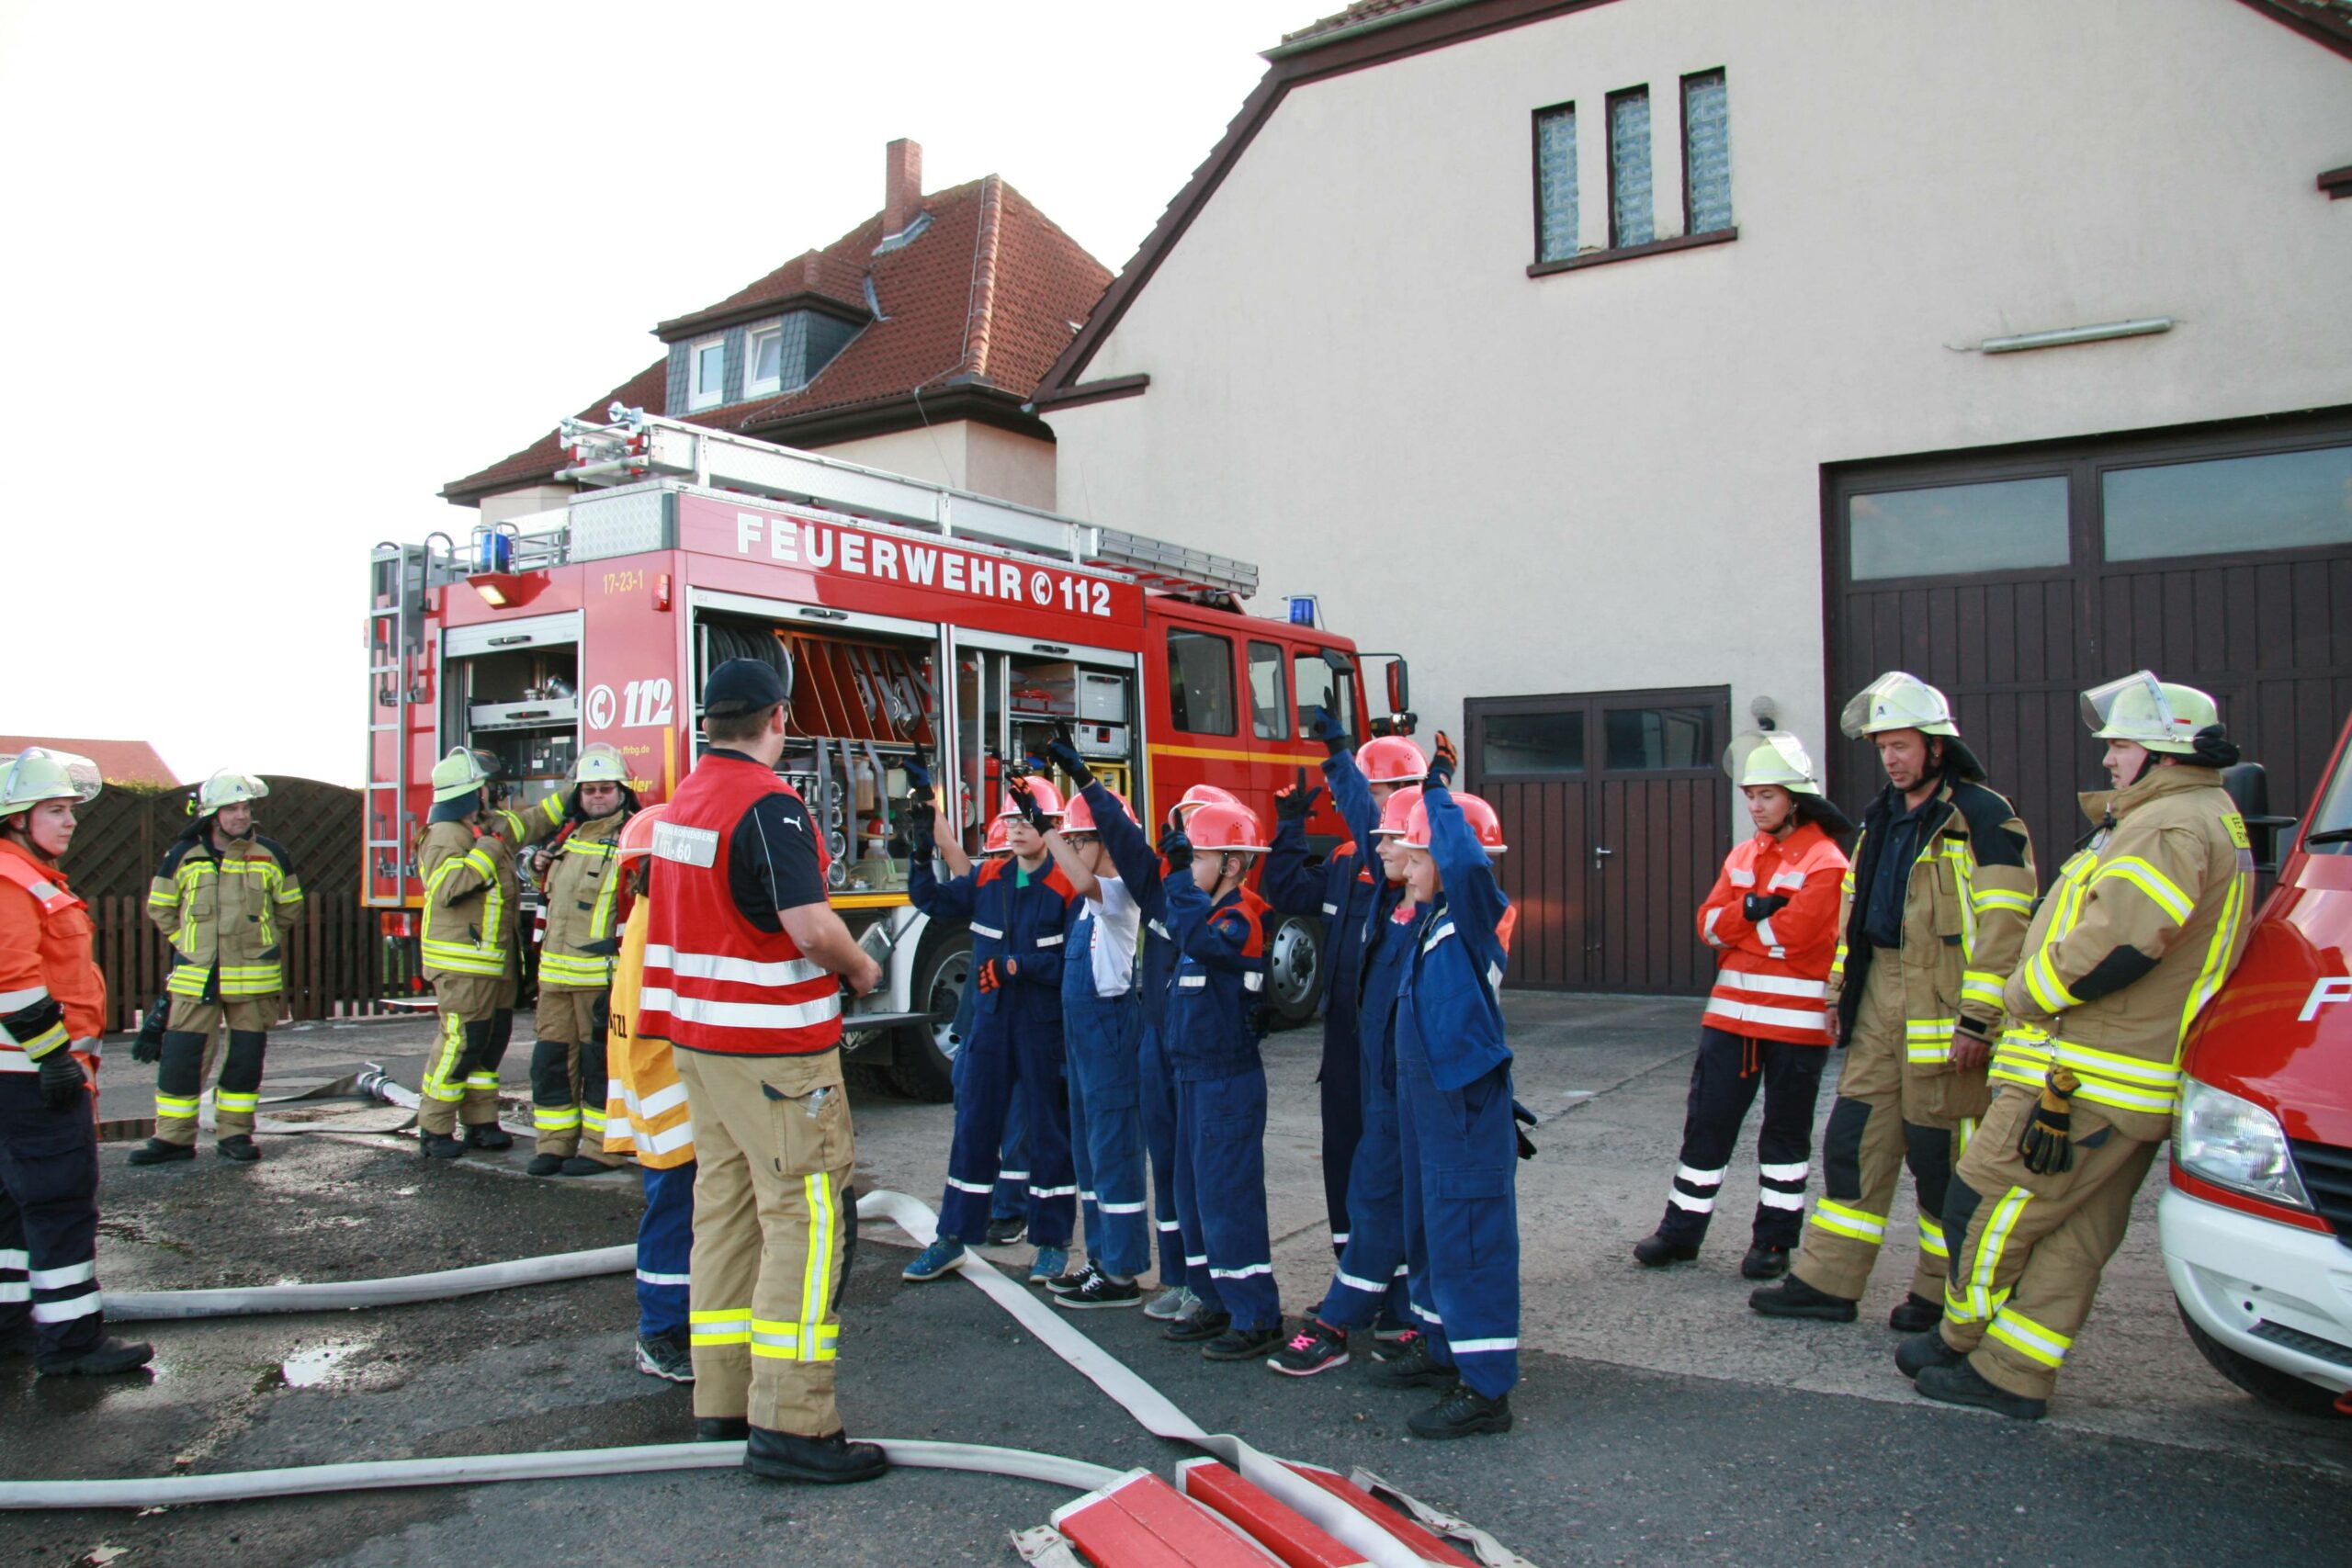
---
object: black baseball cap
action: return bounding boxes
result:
[702,658,790,718]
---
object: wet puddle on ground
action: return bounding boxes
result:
[279,1339,371,1389]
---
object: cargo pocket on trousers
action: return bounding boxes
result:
[763,1055,851,1176]
[1432,1167,1512,1269]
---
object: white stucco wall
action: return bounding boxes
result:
[1046,0,2352,761]
[820,421,1059,511]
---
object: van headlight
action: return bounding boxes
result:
[2176,1077,2314,1210]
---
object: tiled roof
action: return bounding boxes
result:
[444,176,1110,503]
[0,736,178,788]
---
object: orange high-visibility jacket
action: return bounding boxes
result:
[1696,821,1849,1044]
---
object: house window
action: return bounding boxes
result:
[1247,640,1289,740]
[689,337,726,412]
[1603,705,1713,771]
[1533,103,1578,264]
[1682,70,1732,234]
[1607,87,1653,250]
[1165,629,1236,736]
[746,325,785,397]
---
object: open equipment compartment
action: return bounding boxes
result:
[441,610,582,829]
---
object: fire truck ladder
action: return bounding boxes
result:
[555,405,1259,600]
[364,537,447,903]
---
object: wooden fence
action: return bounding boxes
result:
[91,893,414,1032]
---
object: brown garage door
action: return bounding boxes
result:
[1826,410,2352,871]
[1467,686,1731,995]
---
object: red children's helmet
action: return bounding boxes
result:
[1400,793,1507,855]
[999,776,1066,820]
[1165,783,1240,830]
[1057,787,1130,836]
[981,817,1012,855]
[616,803,667,862]
[1183,801,1268,854]
[1356,736,1428,786]
[1374,785,1424,839]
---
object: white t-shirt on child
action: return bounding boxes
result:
[1087,874,1141,997]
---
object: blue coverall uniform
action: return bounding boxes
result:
[913,849,1079,1247]
[1090,784,1184,1285]
[1396,783,1521,1399]
[1317,859,1419,1332]
[1062,859,1148,1280]
[1165,874,1279,1335]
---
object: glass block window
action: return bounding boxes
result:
[1534,104,1578,263]
[1683,70,1732,234]
[1608,87,1653,250]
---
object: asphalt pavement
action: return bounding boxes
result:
[1,996,2346,1567]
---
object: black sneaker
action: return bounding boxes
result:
[1372,1327,1426,1363]
[1634,1232,1699,1268]
[127,1139,194,1167]
[1203,1323,1286,1361]
[984,1215,1028,1247]
[1053,1272,1141,1311]
[695,1416,750,1442]
[1162,1308,1232,1344]
[744,1427,889,1485]
[1046,1260,1100,1296]
[636,1331,695,1383]
[1748,1275,1858,1322]
[1267,1318,1351,1377]
[1889,1292,1944,1334]
[1408,1382,1513,1440]
[215,1135,261,1163]
[1915,1358,2047,1420]
[1895,1331,1966,1381]
[526,1154,565,1177]
[37,1337,154,1378]
[1741,1244,1792,1280]
[419,1133,467,1159]
[463,1123,514,1151]
[1368,1334,1457,1390]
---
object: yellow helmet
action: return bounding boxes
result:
[0,750,103,818]
[1840,671,1960,739]
[2081,671,2221,755]
[1723,731,1823,796]
[430,746,500,804]
[572,743,629,785]
[193,770,269,815]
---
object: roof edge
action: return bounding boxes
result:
[1265,0,1488,59]
[741,382,1053,447]
[657,289,871,344]
[2232,0,2352,59]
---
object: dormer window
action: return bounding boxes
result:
[689,337,727,412]
[747,324,786,397]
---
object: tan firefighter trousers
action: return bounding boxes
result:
[1790,953,1976,1305]
[421,968,517,1137]
[675,1046,856,1437]
[155,995,277,1145]
[1936,1084,2158,1401]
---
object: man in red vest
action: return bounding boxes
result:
[636,659,886,1486]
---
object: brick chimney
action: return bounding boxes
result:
[883,139,923,238]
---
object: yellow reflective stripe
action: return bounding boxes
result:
[2094,856,2194,924]
[1962,1187,2031,1322]
[17,1021,70,1057]
[421,1012,470,1102]
[1961,969,2007,1008]
[153,1094,199,1117]
[1984,1305,2074,1369]
[1956,1115,1976,1160]
[800,1172,837,1362]
[2023,949,2080,1014]
[1917,1215,1950,1259]
[1972,887,2033,915]
[534,1108,582,1130]
[1806,1198,1886,1243]
[2180,866,2250,1043]
[537,955,614,985]
[1905,1018,1958,1038]
[216,1091,260,1112]
[1946,843,1978,957]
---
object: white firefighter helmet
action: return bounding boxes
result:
[0,749,103,818]
[1723,731,1824,796]
[2080,671,2221,755]
[572,743,629,785]
[1840,671,1961,739]
[430,746,500,804]
[193,770,269,815]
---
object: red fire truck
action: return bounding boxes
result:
[368,407,1412,1099]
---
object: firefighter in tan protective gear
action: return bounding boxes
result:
[1751,673,2037,1331]
[414,748,561,1159]
[524,744,637,1177]
[1900,672,2255,1418]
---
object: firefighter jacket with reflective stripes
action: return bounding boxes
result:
[147,830,303,999]
[601,898,694,1168]
[911,852,1078,1032]
[537,809,628,990]
[1992,764,2255,1141]
[1164,878,1269,1082]
[1829,775,2037,1066]
[0,838,106,1076]
[417,795,561,982]
[639,757,840,1056]
[1396,784,1513,1092]
[1697,822,1848,1045]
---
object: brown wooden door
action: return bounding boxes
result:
[1468,687,1731,995]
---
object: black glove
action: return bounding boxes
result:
[906,754,935,796]
[133,996,169,1064]
[1274,768,1322,825]
[1249,1002,1279,1039]
[1307,705,1351,757]
[1046,722,1094,788]
[1513,1100,1539,1161]
[1742,893,1790,923]
[38,1049,84,1112]
[1159,826,1193,872]
[2018,1068,2077,1175]
[1009,781,1051,833]
[1428,731,1458,791]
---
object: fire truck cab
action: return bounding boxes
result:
[368,408,1409,1100]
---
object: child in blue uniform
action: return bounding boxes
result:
[1374,735,1521,1438]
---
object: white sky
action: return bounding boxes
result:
[0,0,1314,786]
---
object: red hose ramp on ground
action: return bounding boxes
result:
[1050,1469,1286,1565]
[1176,1459,1374,1568]
[1278,1465,1481,1568]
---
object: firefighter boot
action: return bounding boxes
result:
[1748,1275,1859,1322]
[1633,1232,1699,1268]
[37,1337,155,1379]
[126,1139,195,1167]
[1408,1383,1513,1440]
[1889,1292,1944,1333]
[1896,1330,1967,1380]
[1742,1244,1792,1280]
[743,1427,889,1486]
[215,1029,267,1161]
[1915,1358,2048,1420]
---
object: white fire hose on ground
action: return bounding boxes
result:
[0,1190,1532,1567]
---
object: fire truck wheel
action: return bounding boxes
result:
[889,925,972,1102]
[2176,1301,2349,1417]
[1264,913,1326,1030]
